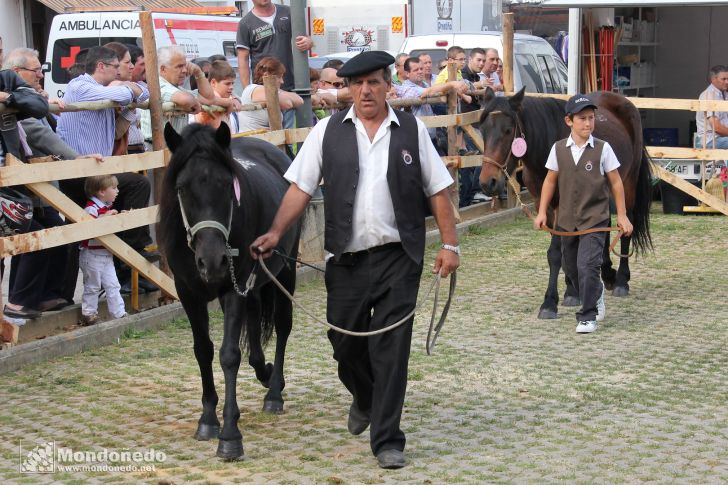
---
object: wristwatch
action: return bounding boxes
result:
[441,244,461,255]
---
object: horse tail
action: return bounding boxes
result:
[259,282,277,347]
[631,147,653,253]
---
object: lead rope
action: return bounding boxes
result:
[256,254,455,351]
[482,115,631,259]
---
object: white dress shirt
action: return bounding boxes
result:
[285,104,453,253]
[545,134,620,175]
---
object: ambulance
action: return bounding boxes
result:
[307,0,409,57]
[43,11,241,98]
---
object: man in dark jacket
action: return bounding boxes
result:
[1,41,52,319]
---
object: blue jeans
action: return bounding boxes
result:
[459,166,481,207]
[695,136,728,149]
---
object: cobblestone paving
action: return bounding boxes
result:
[1,210,727,484]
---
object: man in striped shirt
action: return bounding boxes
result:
[57,46,158,291]
[57,46,148,156]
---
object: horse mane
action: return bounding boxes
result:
[158,124,244,252]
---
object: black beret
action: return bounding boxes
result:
[336,51,395,78]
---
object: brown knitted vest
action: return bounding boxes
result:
[555,138,610,231]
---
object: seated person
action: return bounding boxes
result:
[696,65,728,148]
[238,57,303,132]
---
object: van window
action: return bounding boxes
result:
[409,49,447,70]
[51,37,139,85]
[223,40,236,57]
[555,58,568,93]
[515,53,543,93]
[536,55,555,93]
[536,54,565,94]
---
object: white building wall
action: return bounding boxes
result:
[0,0,27,51]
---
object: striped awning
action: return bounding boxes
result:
[36,0,203,13]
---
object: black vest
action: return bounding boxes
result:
[321,109,427,263]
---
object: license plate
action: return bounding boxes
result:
[665,163,689,175]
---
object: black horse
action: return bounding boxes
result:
[159,123,300,460]
[478,88,652,319]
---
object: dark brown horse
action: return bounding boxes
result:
[478,88,652,319]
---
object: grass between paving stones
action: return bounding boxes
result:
[0,208,727,484]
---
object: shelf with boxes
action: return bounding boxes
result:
[614,7,658,95]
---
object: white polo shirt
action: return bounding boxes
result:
[285,104,453,253]
[545,134,621,176]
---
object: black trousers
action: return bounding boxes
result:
[8,207,67,308]
[325,243,423,455]
[559,223,607,322]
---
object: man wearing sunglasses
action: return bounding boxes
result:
[315,67,351,112]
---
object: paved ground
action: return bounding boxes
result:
[1,208,727,484]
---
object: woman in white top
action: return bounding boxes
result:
[238,56,303,132]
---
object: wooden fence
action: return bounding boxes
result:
[2,28,728,346]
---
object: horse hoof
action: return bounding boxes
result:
[263,399,284,414]
[259,363,274,389]
[538,308,558,319]
[612,286,629,297]
[603,281,615,291]
[562,296,581,307]
[216,439,244,461]
[194,423,220,441]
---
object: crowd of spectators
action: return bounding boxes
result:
[0,23,504,325]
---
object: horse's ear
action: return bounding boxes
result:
[215,122,231,149]
[164,123,182,153]
[483,87,495,104]
[508,86,526,112]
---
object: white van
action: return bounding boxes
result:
[399,32,568,94]
[43,12,241,98]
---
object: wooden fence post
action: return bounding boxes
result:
[502,12,517,208]
[263,75,284,151]
[140,11,171,302]
[446,62,461,221]
[502,12,515,94]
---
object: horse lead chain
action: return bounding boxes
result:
[225,241,256,297]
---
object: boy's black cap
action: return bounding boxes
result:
[565,94,598,115]
[336,51,395,78]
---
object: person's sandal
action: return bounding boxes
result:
[3,305,41,319]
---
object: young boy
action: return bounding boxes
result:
[533,94,634,334]
[79,175,126,326]
[195,60,242,133]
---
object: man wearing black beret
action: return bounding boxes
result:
[251,50,459,469]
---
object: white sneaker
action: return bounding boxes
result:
[472,192,492,202]
[596,283,606,322]
[576,320,598,333]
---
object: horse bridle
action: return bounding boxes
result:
[481,109,525,174]
[177,191,239,257]
[177,191,258,297]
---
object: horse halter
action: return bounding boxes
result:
[177,191,240,257]
[481,110,525,174]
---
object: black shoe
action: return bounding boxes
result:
[347,402,370,436]
[4,305,41,319]
[376,449,406,469]
[138,278,159,292]
[138,249,161,262]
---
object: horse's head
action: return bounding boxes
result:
[478,87,526,197]
[164,122,240,285]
